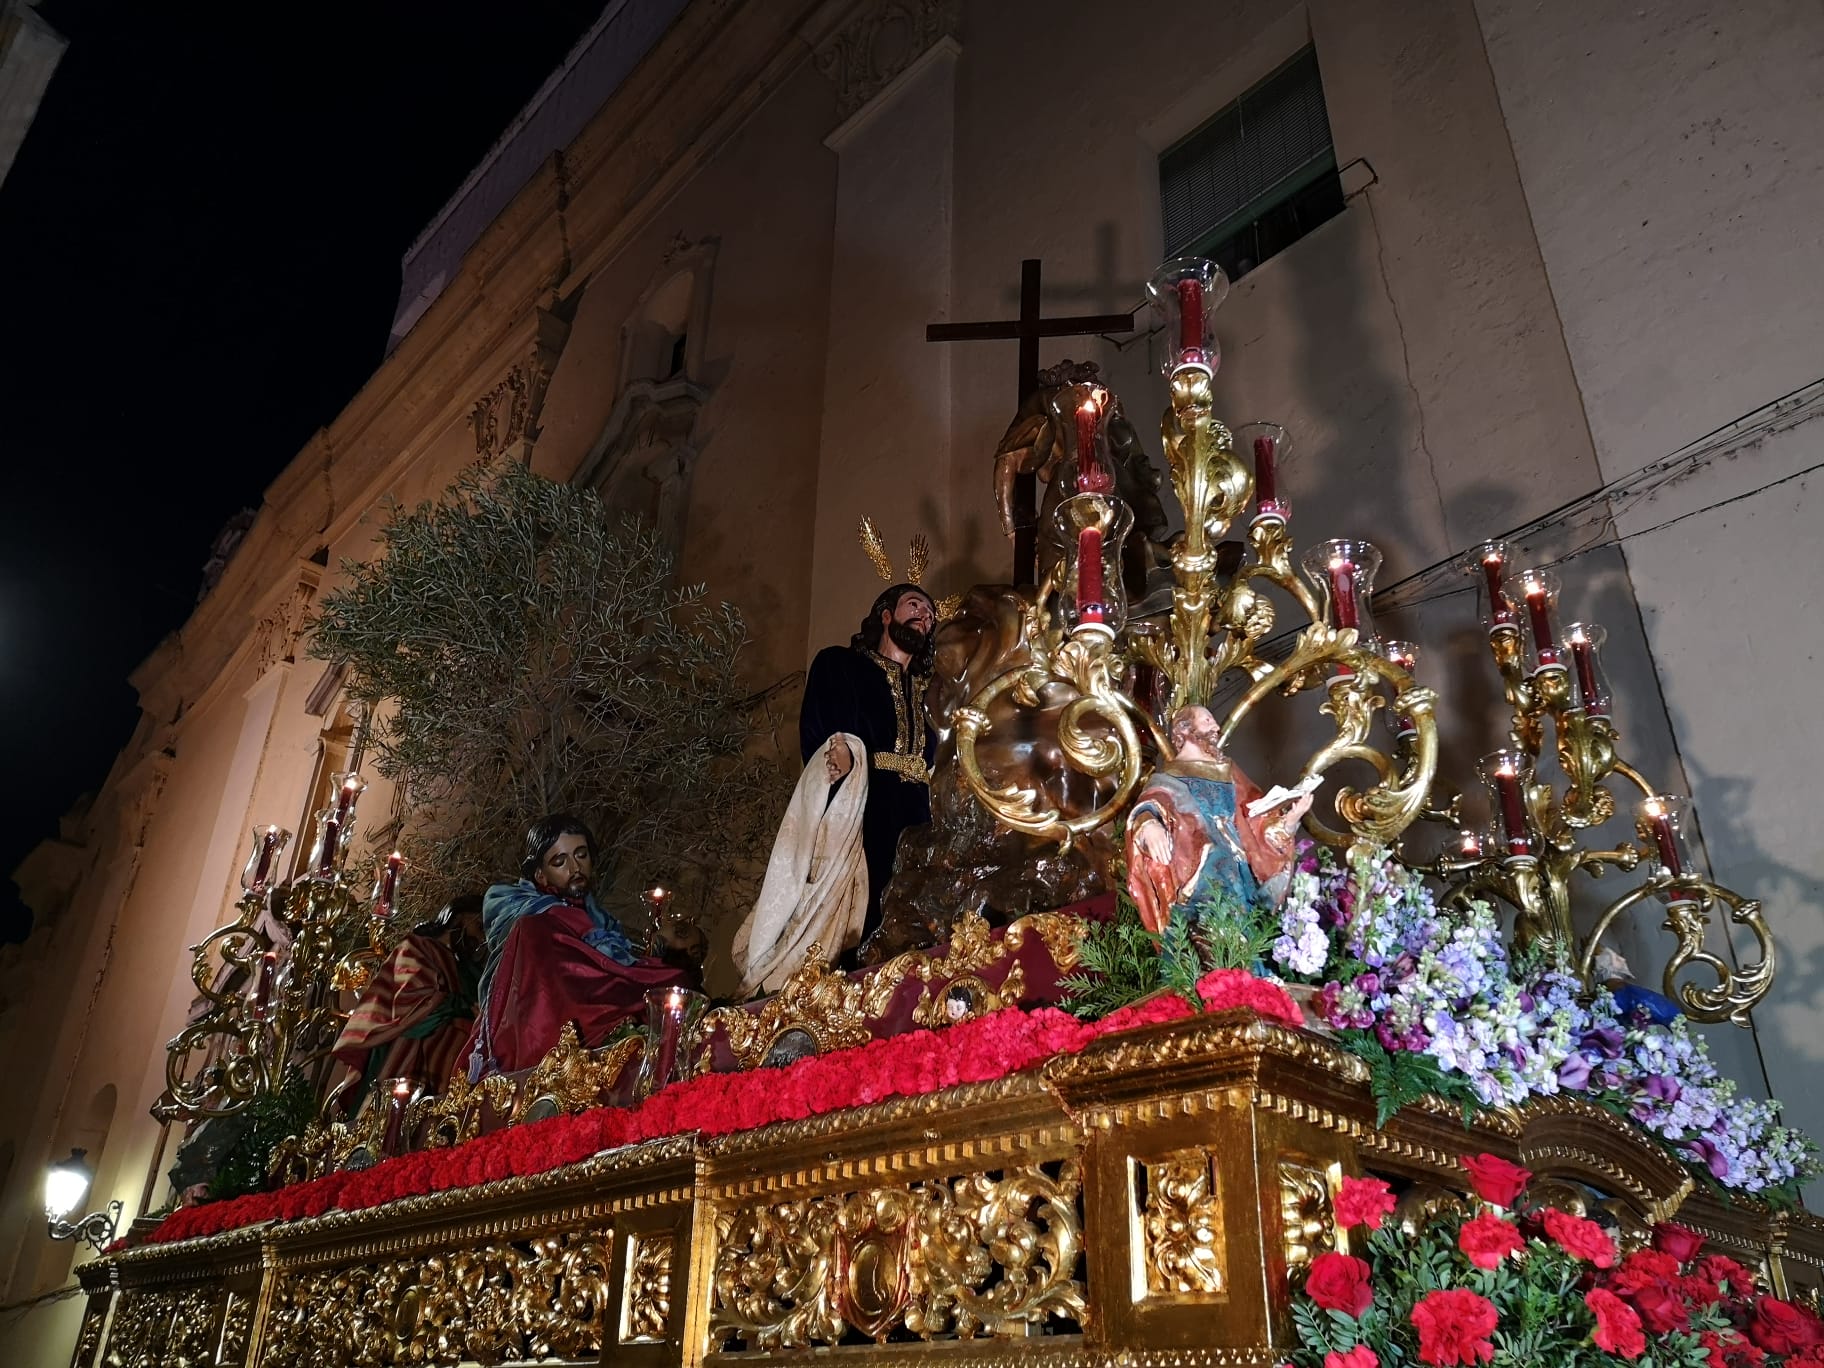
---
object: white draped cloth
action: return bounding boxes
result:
[731,733,869,996]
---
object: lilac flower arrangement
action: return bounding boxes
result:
[1270,844,1817,1197]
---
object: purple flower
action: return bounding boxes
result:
[1558,1053,1592,1089]
[1582,1025,1625,1059]
[1688,1137,1732,1180]
[1644,1073,1682,1104]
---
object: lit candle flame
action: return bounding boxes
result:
[392,1079,412,1098]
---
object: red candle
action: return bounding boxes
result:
[1494,761,1531,857]
[1645,803,1683,875]
[1253,435,1278,506]
[1176,278,1204,365]
[1328,556,1359,630]
[1481,552,1515,627]
[1076,526,1106,624]
[316,816,341,874]
[334,776,360,820]
[376,851,403,917]
[382,1079,412,1155]
[250,950,278,1022]
[1458,829,1483,859]
[1075,399,1111,494]
[1569,629,1603,714]
[1523,580,1561,667]
[253,825,279,886]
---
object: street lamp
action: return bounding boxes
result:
[44,1149,120,1252]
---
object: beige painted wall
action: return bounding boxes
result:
[1476,0,1824,1184]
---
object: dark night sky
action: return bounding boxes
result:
[0,3,609,939]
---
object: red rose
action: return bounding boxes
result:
[1335,1175,1398,1231]
[1697,1255,1758,1296]
[1461,1153,1531,1207]
[1653,1222,1706,1262]
[1325,1349,1379,1368]
[1543,1208,1617,1268]
[1587,1288,1647,1360]
[1410,1287,1498,1366]
[1748,1296,1824,1355]
[1631,1280,1691,1334]
[1305,1252,1375,1318]
[1457,1211,1524,1270]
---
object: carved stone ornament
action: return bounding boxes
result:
[250,563,321,679]
[813,0,961,121]
[469,307,571,462]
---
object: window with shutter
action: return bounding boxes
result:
[1159,48,1344,280]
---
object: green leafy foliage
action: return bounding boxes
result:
[1334,1029,1483,1128]
[207,1071,317,1201]
[309,461,789,928]
[1059,886,1279,1019]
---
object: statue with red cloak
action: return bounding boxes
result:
[1126,706,1314,932]
[462,814,689,1078]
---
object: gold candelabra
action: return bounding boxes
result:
[1416,546,1774,1025]
[155,775,390,1124]
[955,257,1439,858]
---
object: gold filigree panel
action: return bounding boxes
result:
[72,1295,110,1368]
[710,1161,1085,1351]
[619,1231,675,1343]
[1278,1159,1339,1269]
[1133,1149,1225,1299]
[101,1290,176,1368]
[257,1225,611,1366]
[218,1290,252,1367]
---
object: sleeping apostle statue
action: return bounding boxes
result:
[798,583,937,954]
[462,814,689,1079]
[331,897,483,1107]
[1125,705,1315,933]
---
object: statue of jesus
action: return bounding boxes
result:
[462,814,689,1078]
[1125,706,1313,932]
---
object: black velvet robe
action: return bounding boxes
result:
[798,644,935,943]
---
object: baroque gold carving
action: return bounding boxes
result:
[620,1231,676,1343]
[258,1224,611,1366]
[711,1162,1084,1350]
[73,1296,109,1368]
[219,1290,253,1366]
[1278,1160,1336,1269]
[1138,1149,1225,1296]
[702,943,899,1071]
[514,1024,642,1123]
[102,1289,175,1368]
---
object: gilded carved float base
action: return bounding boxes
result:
[76,1014,1824,1368]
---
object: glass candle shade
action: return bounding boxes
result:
[1478,749,1536,859]
[240,824,292,893]
[1146,256,1228,376]
[1235,421,1291,521]
[1379,639,1420,738]
[1453,826,1485,862]
[1053,492,1134,637]
[380,1078,415,1157]
[1051,381,1113,495]
[330,771,368,820]
[371,851,405,920]
[635,985,709,1099]
[1503,568,1564,672]
[308,807,346,877]
[247,949,280,1024]
[1638,795,1702,882]
[1467,540,1519,631]
[1301,539,1383,641]
[1563,622,1612,717]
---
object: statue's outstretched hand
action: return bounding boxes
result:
[825,738,855,783]
[1134,818,1172,866]
[1267,793,1315,851]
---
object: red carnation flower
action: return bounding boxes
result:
[1457,1211,1524,1270]
[1410,1287,1498,1366]
[1748,1296,1824,1355]
[1587,1288,1647,1360]
[1543,1208,1617,1268]
[1335,1175,1398,1231]
[1697,1254,1758,1296]
[1461,1153,1531,1207]
[1652,1222,1705,1262]
[1325,1348,1379,1368]
[1305,1251,1375,1318]
[1610,1248,1680,1295]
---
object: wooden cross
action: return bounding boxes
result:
[927,258,1134,586]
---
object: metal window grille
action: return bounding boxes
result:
[1160,48,1339,266]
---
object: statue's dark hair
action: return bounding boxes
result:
[520,813,595,881]
[851,583,936,671]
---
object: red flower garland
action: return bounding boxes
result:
[146,980,1299,1246]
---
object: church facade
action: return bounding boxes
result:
[3,1,1821,1360]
